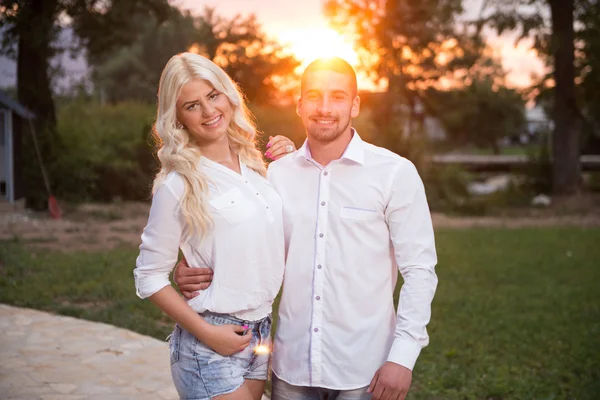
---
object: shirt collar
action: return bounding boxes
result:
[200,155,248,180]
[293,128,365,165]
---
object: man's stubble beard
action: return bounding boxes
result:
[306,118,351,144]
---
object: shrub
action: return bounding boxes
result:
[422,165,473,213]
[55,101,157,202]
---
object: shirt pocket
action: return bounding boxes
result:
[209,187,256,225]
[340,206,378,221]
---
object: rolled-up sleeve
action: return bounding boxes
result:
[384,160,438,371]
[134,183,184,299]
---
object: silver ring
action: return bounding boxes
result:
[285,144,294,153]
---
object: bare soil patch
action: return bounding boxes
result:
[1,197,599,252]
[0,202,149,252]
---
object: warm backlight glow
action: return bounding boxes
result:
[279,27,359,67]
[277,27,385,91]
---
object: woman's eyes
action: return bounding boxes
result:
[186,93,220,110]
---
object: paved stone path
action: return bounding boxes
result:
[0,304,269,400]
[0,304,178,399]
[0,304,270,400]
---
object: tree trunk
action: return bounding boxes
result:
[17,0,60,209]
[549,0,581,195]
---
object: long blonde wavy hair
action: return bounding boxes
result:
[152,52,266,238]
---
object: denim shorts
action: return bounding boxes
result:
[169,312,272,400]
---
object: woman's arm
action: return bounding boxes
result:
[149,285,251,355]
[135,181,251,355]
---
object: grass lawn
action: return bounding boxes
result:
[1,228,599,399]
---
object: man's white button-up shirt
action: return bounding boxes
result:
[268,131,438,389]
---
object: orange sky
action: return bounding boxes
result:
[173,0,547,91]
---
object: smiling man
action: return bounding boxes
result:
[297,58,359,145]
[175,57,438,400]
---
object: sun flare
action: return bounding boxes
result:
[254,344,270,355]
[278,27,359,68]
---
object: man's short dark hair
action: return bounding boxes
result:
[301,57,357,96]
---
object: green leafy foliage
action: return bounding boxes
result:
[422,165,472,213]
[325,0,481,85]
[51,100,381,204]
[325,0,485,128]
[425,71,527,154]
[93,6,300,105]
[192,7,300,104]
[94,9,200,103]
[0,0,172,207]
[479,0,594,194]
[54,101,157,202]
[324,0,527,197]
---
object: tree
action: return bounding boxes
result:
[549,0,580,194]
[0,0,171,207]
[425,61,526,154]
[325,0,484,125]
[324,0,492,167]
[575,0,600,154]
[1,2,61,209]
[94,7,300,105]
[94,9,200,103]
[193,7,299,104]
[479,0,584,195]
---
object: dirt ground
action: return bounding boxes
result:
[1,198,599,252]
[1,202,150,252]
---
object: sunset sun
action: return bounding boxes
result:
[278,27,359,67]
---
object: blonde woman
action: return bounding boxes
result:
[134,53,293,400]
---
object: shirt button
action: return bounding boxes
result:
[321,201,326,206]
[316,296,321,300]
[323,171,328,176]
[266,206,269,209]
[256,192,259,195]
[317,264,322,269]
[314,328,319,332]
[319,233,324,238]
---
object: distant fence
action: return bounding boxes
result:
[430,154,600,172]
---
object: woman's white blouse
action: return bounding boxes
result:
[134,157,285,321]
